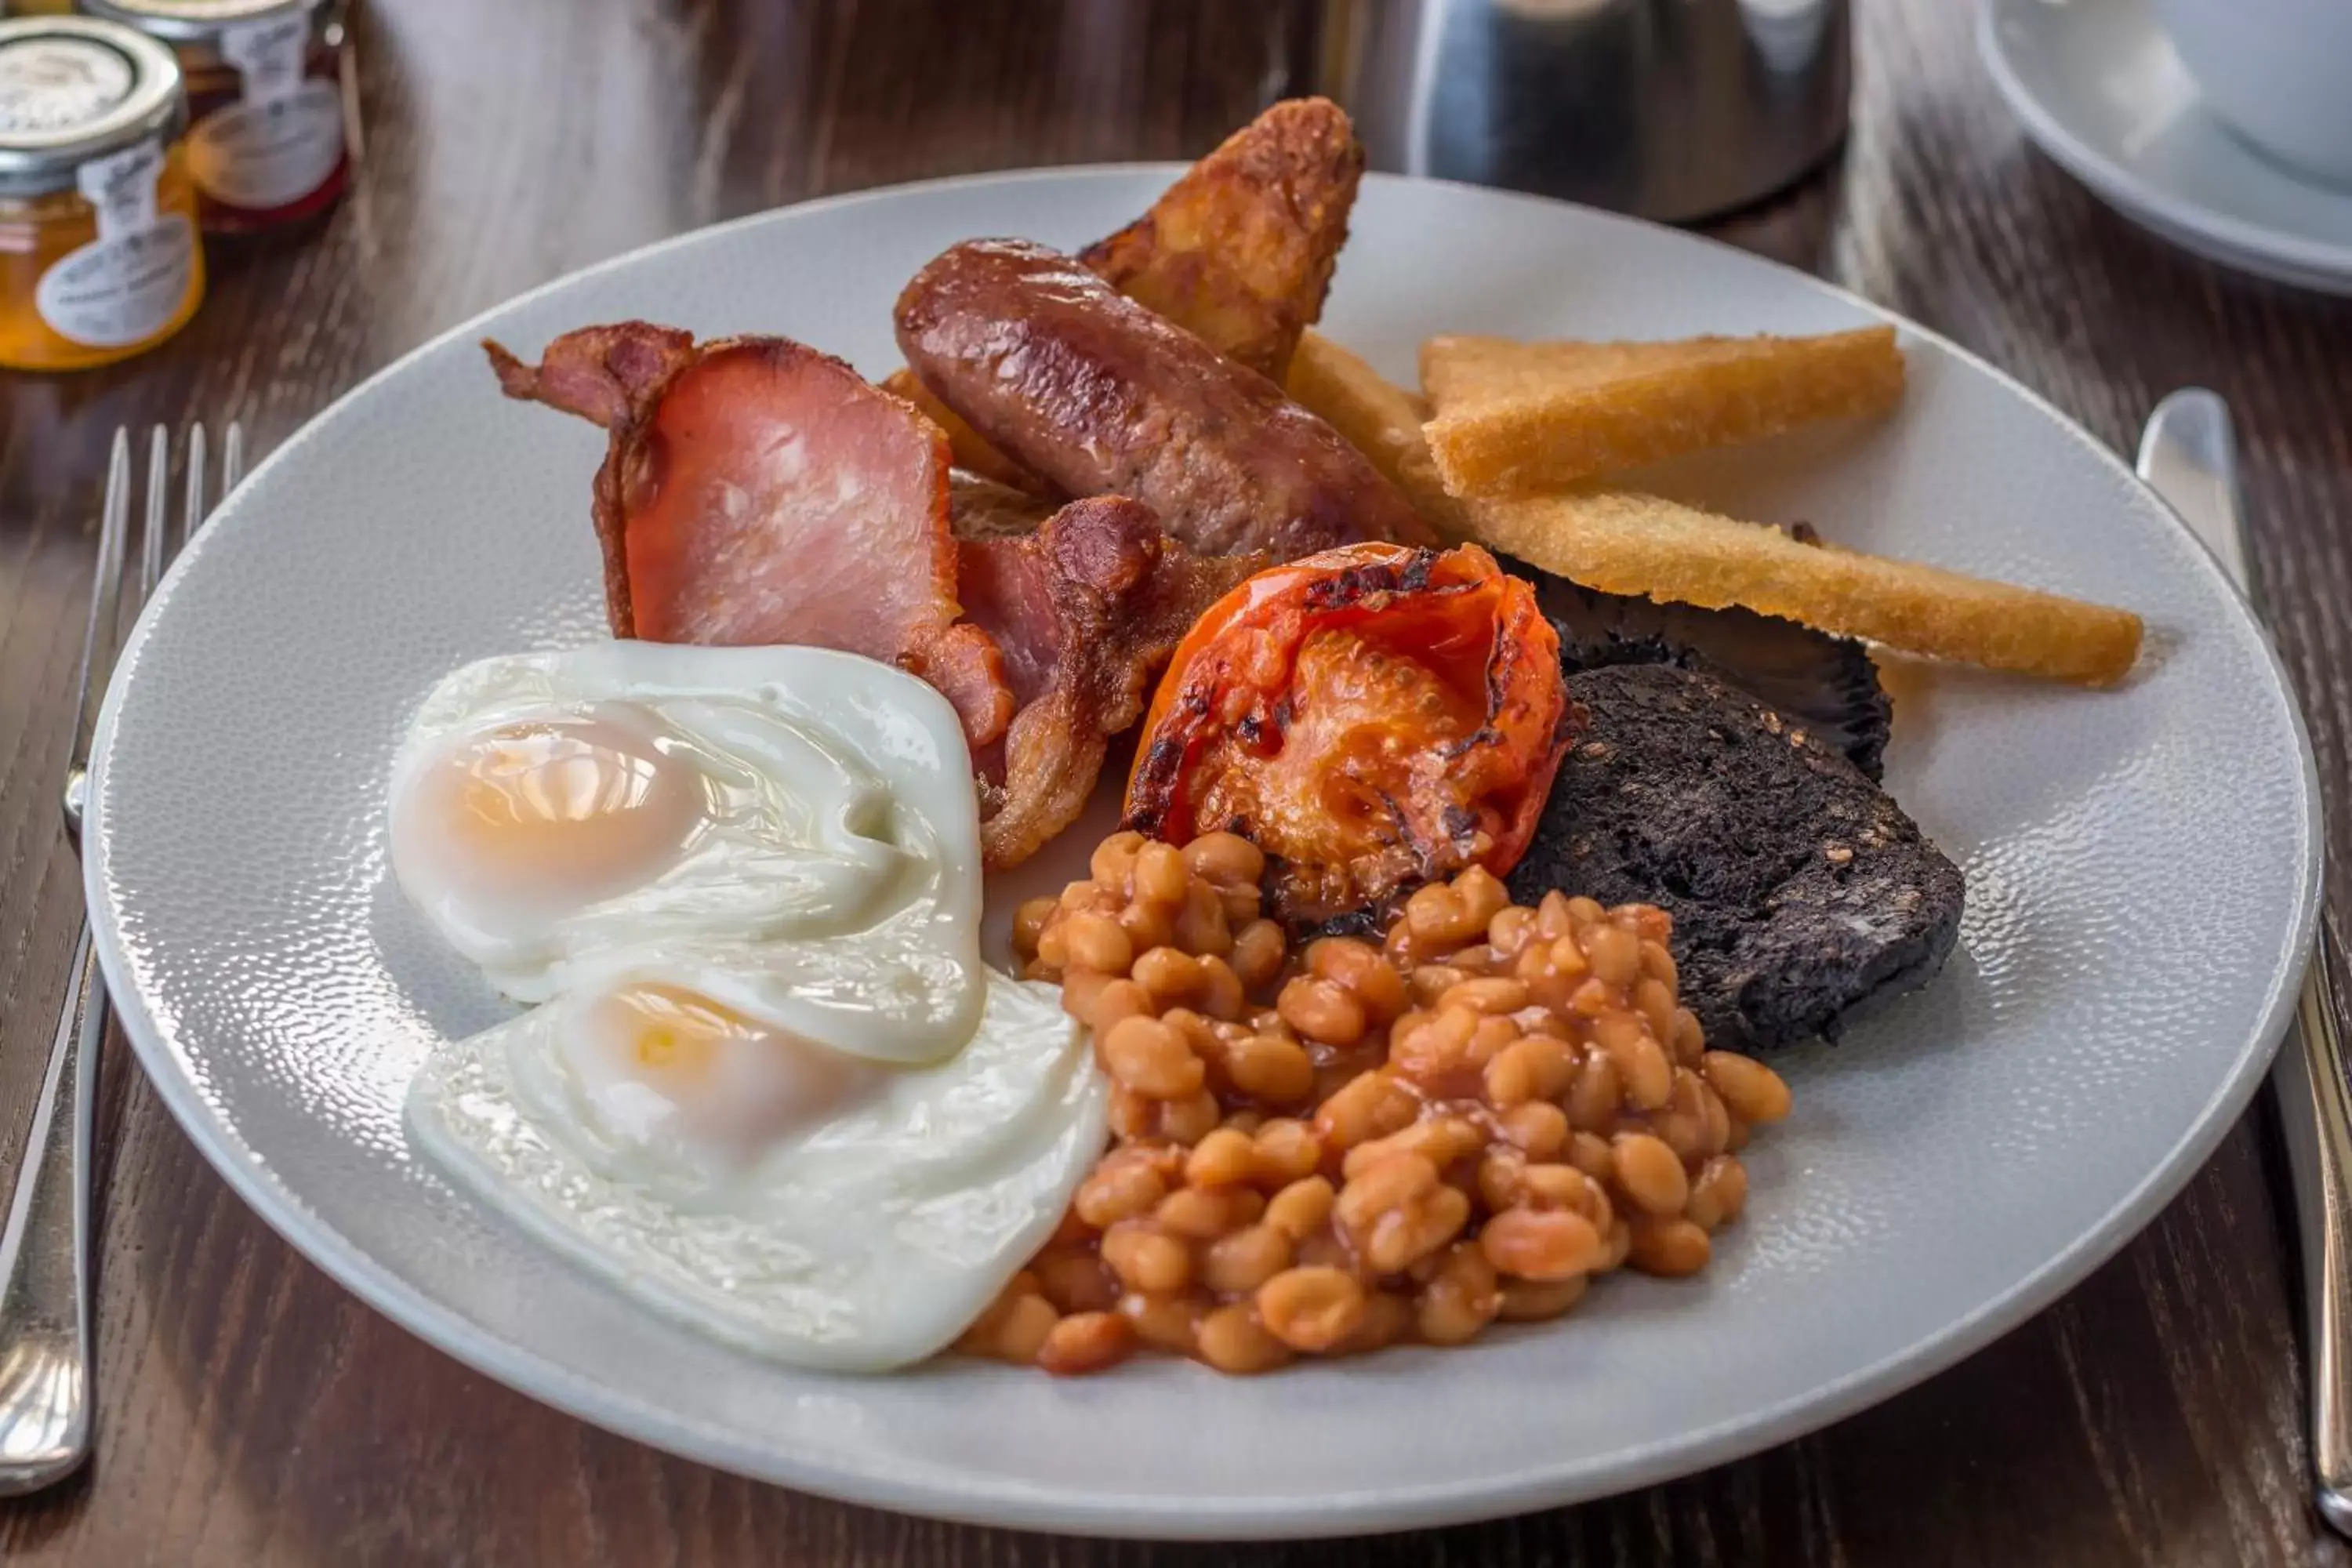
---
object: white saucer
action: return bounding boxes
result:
[1979,0,2352,294]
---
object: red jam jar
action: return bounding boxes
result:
[74,0,347,236]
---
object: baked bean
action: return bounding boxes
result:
[1612,1132,1690,1217]
[1628,1217,1711,1277]
[1035,1250,1120,1313]
[1033,921,1069,974]
[1107,1086,1155,1141]
[1408,964,1468,1008]
[1174,880,1233,956]
[1345,1162,1470,1275]
[1488,904,1536,956]
[1155,1185,1253,1241]
[1133,840,1189,905]
[1102,1222,1192,1294]
[1671,1007,1707,1065]
[1696,1073,1733,1157]
[1635,977,1678,1044]
[1227,1031,1317,1103]
[1566,1130,1616,1181]
[1392,1005,1478,1083]
[1454,866,1511,929]
[1258,1266,1368,1352]
[1183,830,1265,888]
[1073,1156,1168,1229]
[1500,1101,1570,1159]
[1037,1310,1132,1375]
[1339,1289,1416,1356]
[1597,1012,1673,1110]
[1702,1051,1792,1124]
[1185,1127,1258,1189]
[1278,975,1367,1047]
[1100,1015,1203,1099]
[1251,1120,1323,1187]
[1196,1303,1291,1374]
[1158,1088,1224,1146]
[1265,1174,1337,1240]
[1517,1162,1588,1213]
[1483,1036,1546,1109]
[1477,1150,1526,1212]
[1229,919,1288,991]
[1566,1048,1621,1133]
[1566,895,1606,926]
[1194,955,1247,1022]
[1013,896,1058,958]
[1202,1223,1294,1294]
[1441,976,1530,1016]
[1653,1070,1715,1163]
[1566,977,1616,1017]
[1119,1291,1199,1355]
[1341,1116,1484,1180]
[1481,1207,1605,1280]
[1312,1069,1418,1151]
[960,1290,1060,1362]
[1497,1275,1589,1323]
[1080,977,1153,1036]
[1120,898,1175,953]
[1088,829,1144,889]
[1131,946,1204,1008]
[1685,1156,1749,1232]
[1639,938,1678,986]
[1404,882,1482,948]
[1060,910,1134,976]
[1306,938,1410,1024]
[1416,1241,1501,1345]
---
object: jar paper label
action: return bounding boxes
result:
[221,17,309,106]
[74,141,162,240]
[35,212,196,347]
[187,78,344,210]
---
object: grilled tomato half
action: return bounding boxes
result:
[1124,542,1576,927]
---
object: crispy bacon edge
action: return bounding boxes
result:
[960,497,1264,869]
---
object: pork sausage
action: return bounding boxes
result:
[895,238,1434,560]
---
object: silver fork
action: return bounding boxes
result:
[0,423,242,1497]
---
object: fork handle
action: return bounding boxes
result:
[0,923,101,1496]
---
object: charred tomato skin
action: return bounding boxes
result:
[1125,542,1576,925]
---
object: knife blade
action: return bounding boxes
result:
[2136,388,2352,1537]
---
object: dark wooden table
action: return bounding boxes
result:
[3,0,2350,1561]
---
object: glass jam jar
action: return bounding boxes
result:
[0,16,204,372]
[77,0,346,235]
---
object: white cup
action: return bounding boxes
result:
[2151,0,2352,187]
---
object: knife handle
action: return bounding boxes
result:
[2296,917,2352,1533]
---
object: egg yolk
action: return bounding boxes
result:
[406,712,704,913]
[570,985,880,1169]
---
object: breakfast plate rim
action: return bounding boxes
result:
[82,162,2324,1539]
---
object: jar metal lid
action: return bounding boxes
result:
[0,16,187,199]
[74,0,326,47]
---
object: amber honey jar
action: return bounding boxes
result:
[78,0,346,235]
[0,16,204,372]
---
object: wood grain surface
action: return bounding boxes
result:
[3,0,2350,1562]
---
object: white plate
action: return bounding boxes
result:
[1980,0,2352,294]
[83,168,2319,1538]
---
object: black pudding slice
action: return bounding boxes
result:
[1507,662,1964,1051]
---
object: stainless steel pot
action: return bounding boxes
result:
[1308,0,1850,223]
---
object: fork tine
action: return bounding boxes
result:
[138,426,168,602]
[74,433,131,740]
[180,425,207,557]
[222,422,244,496]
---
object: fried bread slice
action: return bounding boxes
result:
[1421,328,1904,495]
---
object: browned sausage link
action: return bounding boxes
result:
[895,238,1435,561]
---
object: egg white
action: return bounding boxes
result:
[390,644,987,1066]
[408,972,1103,1371]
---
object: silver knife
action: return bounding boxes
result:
[2137,389,2352,1536]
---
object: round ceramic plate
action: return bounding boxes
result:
[1980,0,2352,295]
[84,168,2318,1539]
